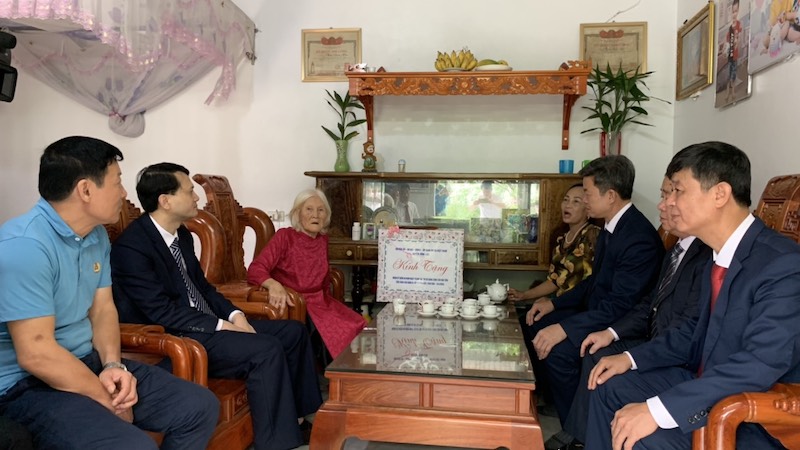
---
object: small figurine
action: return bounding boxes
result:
[362,140,377,172]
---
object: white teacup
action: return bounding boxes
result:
[393,298,406,306]
[440,303,455,315]
[393,302,406,315]
[478,295,492,306]
[462,298,478,307]
[444,297,458,305]
[462,304,479,316]
[462,321,479,332]
[482,304,498,316]
[421,300,435,313]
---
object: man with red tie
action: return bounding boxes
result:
[584,141,800,449]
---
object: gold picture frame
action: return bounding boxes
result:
[580,22,648,72]
[676,2,715,100]
[301,28,362,82]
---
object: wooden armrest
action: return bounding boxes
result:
[120,323,166,335]
[119,323,195,382]
[695,383,800,450]
[329,267,345,303]
[180,336,209,387]
[233,300,282,320]
[247,285,307,323]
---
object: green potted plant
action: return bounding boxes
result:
[581,64,669,156]
[322,89,366,172]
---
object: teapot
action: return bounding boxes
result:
[485,279,509,301]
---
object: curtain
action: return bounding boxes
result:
[0,0,255,137]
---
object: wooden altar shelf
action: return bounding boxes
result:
[346,61,590,149]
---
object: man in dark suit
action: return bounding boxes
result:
[544,176,711,450]
[585,142,800,449]
[111,163,322,450]
[523,155,664,426]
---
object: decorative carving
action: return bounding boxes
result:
[104,199,142,242]
[347,62,590,149]
[193,174,249,282]
[754,174,800,244]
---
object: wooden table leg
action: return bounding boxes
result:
[310,408,347,450]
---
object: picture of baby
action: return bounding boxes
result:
[749,0,800,74]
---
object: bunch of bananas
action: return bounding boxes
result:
[434,49,477,71]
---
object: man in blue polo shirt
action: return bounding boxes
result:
[0,136,219,449]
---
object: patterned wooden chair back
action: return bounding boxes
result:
[753,174,800,244]
[104,199,142,242]
[693,174,800,450]
[192,174,275,285]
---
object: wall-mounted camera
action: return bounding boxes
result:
[0,30,18,102]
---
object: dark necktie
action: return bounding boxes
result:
[648,244,684,339]
[170,238,216,317]
[709,263,727,312]
[403,204,410,223]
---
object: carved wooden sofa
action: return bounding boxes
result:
[108,199,301,450]
[692,174,800,450]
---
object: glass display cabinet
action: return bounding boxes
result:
[306,172,581,272]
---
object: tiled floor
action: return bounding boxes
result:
[293,410,560,450]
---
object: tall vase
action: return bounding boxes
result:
[333,139,350,172]
[600,131,622,157]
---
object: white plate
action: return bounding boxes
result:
[438,311,458,318]
[459,313,480,320]
[418,309,437,317]
[480,312,500,319]
[373,207,397,227]
[474,64,512,71]
[442,67,469,72]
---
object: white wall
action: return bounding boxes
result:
[676,0,800,204]
[0,0,678,227]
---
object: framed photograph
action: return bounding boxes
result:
[579,22,648,72]
[748,0,800,75]
[301,28,361,82]
[715,0,752,108]
[676,2,715,100]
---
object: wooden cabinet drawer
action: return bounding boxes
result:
[494,249,538,265]
[329,244,358,260]
[361,245,379,261]
[328,242,379,262]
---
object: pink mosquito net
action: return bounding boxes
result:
[0,0,256,136]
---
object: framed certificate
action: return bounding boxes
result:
[580,22,648,72]
[301,28,361,82]
[376,228,464,303]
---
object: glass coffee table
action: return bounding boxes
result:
[310,304,543,449]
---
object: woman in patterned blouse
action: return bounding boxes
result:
[508,184,600,316]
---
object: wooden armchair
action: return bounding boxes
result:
[692,174,800,450]
[119,323,259,450]
[106,199,292,450]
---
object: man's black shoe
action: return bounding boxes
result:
[544,430,575,450]
[300,420,313,445]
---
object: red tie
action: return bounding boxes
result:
[710,263,727,312]
[699,263,728,376]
